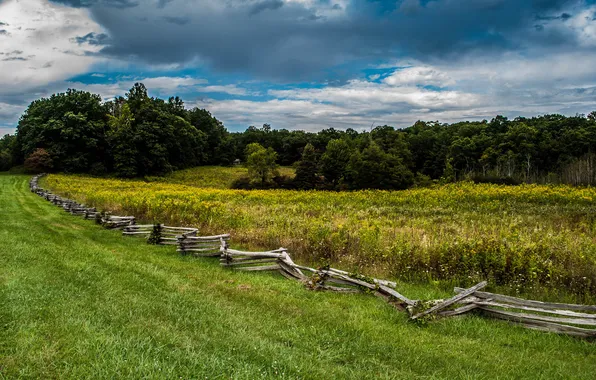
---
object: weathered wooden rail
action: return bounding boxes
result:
[29,174,596,339]
[123,224,200,245]
[179,234,230,256]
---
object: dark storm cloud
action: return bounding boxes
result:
[536,12,573,20]
[50,0,138,8]
[157,0,174,8]
[2,57,27,61]
[249,0,284,15]
[49,0,596,81]
[163,16,191,25]
[72,32,110,45]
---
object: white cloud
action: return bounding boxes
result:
[383,66,455,87]
[65,77,248,100]
[0,0,103,95]
[548,5,596,47]
[197,85,248,96]
[195,98,361,131]
[269,79,480,111]
[196,54,596,130]
[441,51,596,90]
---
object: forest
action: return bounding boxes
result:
[1,83,595,190]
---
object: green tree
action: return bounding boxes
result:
[14,89,108,172]
[245,143,278,185]
[107,84,208,177]
[319,139,351,188]
[347,142,414,190]
[293,143,319,189]
[188,108,229,164]
[107,103,138,178]
[502,122,538,181]
[0,134,15,171]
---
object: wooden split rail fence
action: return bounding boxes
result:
[29,174,596,339]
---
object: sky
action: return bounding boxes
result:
[0,0,595,135]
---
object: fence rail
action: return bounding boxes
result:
[29,174,596,339]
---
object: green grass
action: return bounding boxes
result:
[145,166,295,189]
[1,174,596,378]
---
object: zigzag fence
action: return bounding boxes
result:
[29,174,596,339]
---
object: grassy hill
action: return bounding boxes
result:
[1,173,596,378]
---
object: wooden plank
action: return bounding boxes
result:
[278,251,305,280]
[378,285,416,306]
[411,281,487,320]
[325,272,377,290]
[455,288,596,312]
[225,250,284,259]
[161,226,198,231]
[520,323,596,338]
[292,264,319,274]
[324,278,361,288]
[437,303,479,317]
[180,247,219,253]
[473,301,596,319]
[481,308,596,338]
[477,306,596,326]
[217,256,268,263]
[278,260,307,281]
[183,234,230,241]
[374,279,398,289]
[278,268,301,281]
[319,285,361,293]
[178,242,220,247]
[221,258,278,267]
[235,265,281,272]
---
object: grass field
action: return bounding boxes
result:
[2,174,596,378]
[145,166,295,189]
[44,167,596,302]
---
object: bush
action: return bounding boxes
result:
[471,175,521,185]
[0,149,12,171]
[413,173,433,188]
[24,148,53,173]
[231,175,294,190]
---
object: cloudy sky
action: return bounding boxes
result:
[0,0,595,135]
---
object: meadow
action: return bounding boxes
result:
[3,174,596,378]
[43,167,596,302]
[145,165,296,189]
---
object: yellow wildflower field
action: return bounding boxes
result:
[44,172,596,299]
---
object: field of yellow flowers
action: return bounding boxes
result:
[44,170,596,300]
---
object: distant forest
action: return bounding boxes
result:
[1,83,595,190]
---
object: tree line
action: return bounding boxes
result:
[1,83,595,189]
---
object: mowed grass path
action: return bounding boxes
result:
[1,175,595,379]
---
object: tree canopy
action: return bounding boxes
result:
[2,84,595,189]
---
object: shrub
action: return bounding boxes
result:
[24,148,53,173]
[471,175,521,185]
